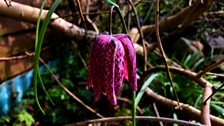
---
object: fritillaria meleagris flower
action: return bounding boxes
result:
[86,33,137,105]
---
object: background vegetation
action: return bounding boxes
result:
[0,0,224,125]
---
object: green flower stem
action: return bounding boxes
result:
[109,5,115,35]
[132,91,136,126]
[107,2,135,125]
[115,7,128,34]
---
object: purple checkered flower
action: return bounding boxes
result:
[86,33,137,105]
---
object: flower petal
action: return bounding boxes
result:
[114,34,137,91]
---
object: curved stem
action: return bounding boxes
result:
[114,7,128,34]
[109,6,115,35]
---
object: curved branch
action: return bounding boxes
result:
[66,116,203,126]
[145,88,224,126]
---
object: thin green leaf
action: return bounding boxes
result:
[34,0,47,114]
[38,71,55,105]
[34,0,61,114]
[103,0,119,8]
[135,73,160,107]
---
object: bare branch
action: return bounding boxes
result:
[66,116,203,126]
[145,88,224,126]
[201,85,212,125]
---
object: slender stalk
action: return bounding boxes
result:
[132,91,136,126]
[109,6,115,35]
[114,7,128,34]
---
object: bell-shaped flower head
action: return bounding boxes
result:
[87,33,137,105]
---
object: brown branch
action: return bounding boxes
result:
[201,85,212,125]
[204,82,224,104]
[197,58,224,78]
[145,66,211,88]
[155,0,180,109]
[0,0,150,56]
[66,116,203,126]
[145,88,224,126]
[0,54,30,61]
[0,0,96,41]
[38,57,104,118]
[141,0,213,36]
[152,102,164,126]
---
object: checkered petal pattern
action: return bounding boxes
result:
[87,33,137,105]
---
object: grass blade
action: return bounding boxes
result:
[34,0,61,114]
[135,74,160,107]
[103,0,119,8]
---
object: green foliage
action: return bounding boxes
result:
[13,109,34,126]
[0,109,34,126]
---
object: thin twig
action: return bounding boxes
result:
[155,0,180,109]
[206,72,224,78]
[51,11,114,21]
[67,116,203,126]
[204,82,224,104]
[4,0,11,7]
[153,102,164,126]
[127,0,147,72]
[85,0,99,34]
[75,0,87,29]
[0,54,30,61]
[0,46,53,61]
[197,58,224,78]
[38,57,104,118]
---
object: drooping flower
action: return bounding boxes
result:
[86,33,137,105]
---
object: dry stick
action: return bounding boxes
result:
[68,116,203,126]
[197,58,224,78]
[152,102,164,126]
[201,85,212,126]
[155,0,180,108]
[206,72,224,78]
[38,58,104,118]
[75,0,87,30]
[4,0,11,7]
[0,54,30,61]
[127,0,147,71]
[85,0,99,34]
[0,45,53,61]
[51,11,114,21]
[204,82,224,104]
[145,88,224,126]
